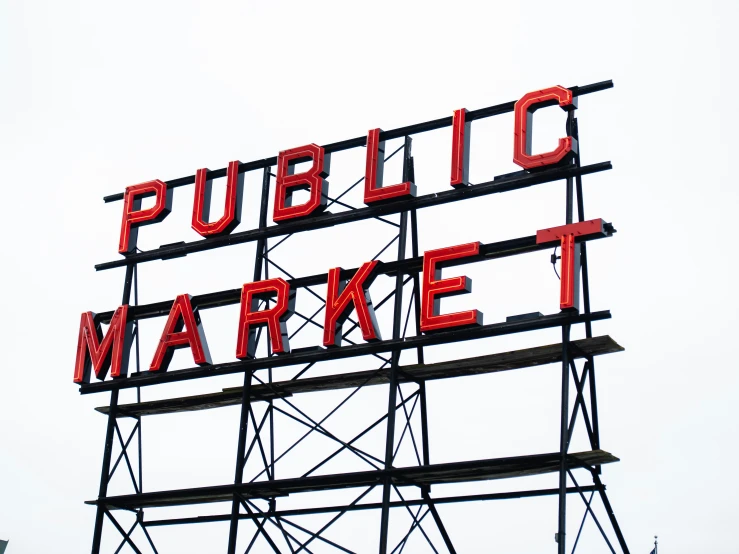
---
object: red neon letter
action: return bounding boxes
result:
[323,261,381,347]
[192,160,244,237]
[364,128,415,204]
[118,179,172,253]
[236,278,295,359]
[420,242,483,332]
[450,109,471,188]
[536,219,606,310]
[150,294,211,371]
[74,306,133,383]
[513,86,577,170]
[273,144,330,223]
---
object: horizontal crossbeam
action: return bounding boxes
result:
[102,80,613,203]
[88,450,617,510]
[97,225,614,324]
[97,336,623,418]
[143,485,599,527]
[95,161,611,271]
[80,310,612,394]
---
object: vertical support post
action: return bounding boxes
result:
[265,201,276,495]
[227,372,253,554]
[568,105,628,554]
[379,137,411,554]
[570,114,601,451]
[409,210,429,467]
[564,109,577,226]
[228,166,272,554]
[133,264,144,523]
[557,112,576,553]
[254,167,271,282]
[411,196,457,553]
[557,323,571,554]
[268,363,275,486]
[91,263,135,554]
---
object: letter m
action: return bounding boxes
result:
[74,305,133,384]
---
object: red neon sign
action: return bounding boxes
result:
[78,85,616,383]
[536,219,605,310]
[111,85,588,250]
[150,294,212,372]
[236,278,294,359]
[192,160,244,237]
[450,108,471,188]
[74,305,133,383]
[364,128,416,204]
[420,242,482,332]
[273,144,330,223]
[324,261,382,347]
[118,180,172,253]
[75,225,615,382]
[513,86,577,170]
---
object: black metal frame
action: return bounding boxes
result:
[84,79,630,553]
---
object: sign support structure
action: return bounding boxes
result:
[80,80,631,553]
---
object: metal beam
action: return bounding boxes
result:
[97,336,622,418]
[96,223,614,324]
[88,450,618,510]
[95,162,611,271]
[142,485,599,527]
[81,310,612,394]
[102,80,613,203]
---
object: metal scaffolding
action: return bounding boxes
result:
[80,79,629,554]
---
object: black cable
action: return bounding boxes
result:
[551,246,561,280]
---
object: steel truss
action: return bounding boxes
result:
[84,80,630,553]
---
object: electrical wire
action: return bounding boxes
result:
[551,246,561,280]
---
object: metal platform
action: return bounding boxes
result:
[98,336,622,418]
[88,450,617,510]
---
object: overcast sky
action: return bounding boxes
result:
[1,1,737,553]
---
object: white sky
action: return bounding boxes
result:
[0,1,737,553]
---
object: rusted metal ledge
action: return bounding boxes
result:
[88,449,618,510]
[98,335,622,418]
